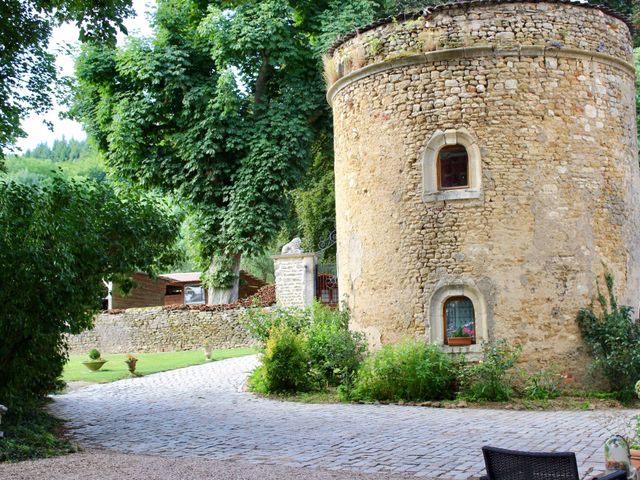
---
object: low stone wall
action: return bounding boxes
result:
[67,307,257,355]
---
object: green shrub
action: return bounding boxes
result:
[521,369,562,400]
[458,341,521,402]
[577,273,640,401]
[246,306,311,343]
[88,349,101,360]
[306,304,367,387]
[347,341,458,402]
[255,326,311,393]
[247,303,367,392]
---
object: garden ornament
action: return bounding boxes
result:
[281,237,304,255]
[603,435,635,479]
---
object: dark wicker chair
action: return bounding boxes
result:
[480,446,627,480]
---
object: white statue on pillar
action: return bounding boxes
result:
[281,237,304,255]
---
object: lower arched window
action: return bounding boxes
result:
[444,296,476,344]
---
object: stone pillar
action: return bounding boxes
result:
[272,253,317,308]
[0,404,7,438]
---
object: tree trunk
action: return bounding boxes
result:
[207,253,241,305]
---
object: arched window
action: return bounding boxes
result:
[438,145,469,190]
[443,296,475,344]
[422,128,481,202]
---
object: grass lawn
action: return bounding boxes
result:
[63,347,257,384]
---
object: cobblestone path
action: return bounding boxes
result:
[51,355,634,479]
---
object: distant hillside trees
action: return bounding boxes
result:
[24,138,95,162]
[3,139,106,185]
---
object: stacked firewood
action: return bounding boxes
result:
[162,284,276,312]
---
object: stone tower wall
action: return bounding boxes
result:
[328,1,639,378]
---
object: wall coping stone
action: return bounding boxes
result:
[327,0,634,54]
[272,252,319,261]
[326,44,636,105]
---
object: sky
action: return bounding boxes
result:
[14,0,155,153]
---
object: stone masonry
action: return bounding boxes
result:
[327,0,640,380]
[67,307,257,355]
[273,253,318,308]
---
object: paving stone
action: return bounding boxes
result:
[51,355,637,480]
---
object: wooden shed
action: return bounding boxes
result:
[107,271,267,309]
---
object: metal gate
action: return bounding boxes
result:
[315,263,338,308]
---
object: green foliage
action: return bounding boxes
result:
[576,273,640,400]
[291,133,337,256]
[241,251,276,283]
[0,404,76,462]
[71,0,331,275]
[0,177,179,410]
[200,254,238,289]
[248,303,367,392]
[88,349,101,361]
[347,341,458,402]
[306,305,367,386]
[521,369,562,400]
[253,326,311,393]
[458,341,522,402]
[0,0,133,157]
[247,306,312,343]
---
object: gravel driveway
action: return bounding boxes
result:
[25,355,637,479]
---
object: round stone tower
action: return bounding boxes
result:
[327,0,639,374]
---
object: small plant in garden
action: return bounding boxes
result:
[251,326,311,394]
[521,368,563,400]
[81,348,107,371]
[88,349,102,361]
[125,354,138,375]
[577,273,640,401]
[345,341,459,402]
[458,341,522,402]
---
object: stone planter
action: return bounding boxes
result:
[447,337,473,347]
[82,360,107,372]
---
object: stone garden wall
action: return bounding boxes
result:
[67,307,258,355]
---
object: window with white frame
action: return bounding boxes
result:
[423,129,482,202]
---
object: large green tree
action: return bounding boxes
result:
[0,177,179,410]
[71,0,422,303]
[0,0,134,157]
